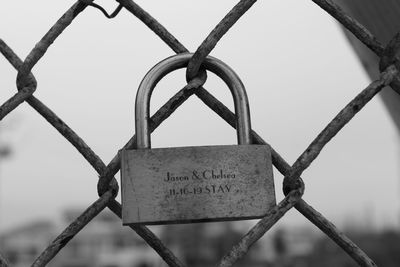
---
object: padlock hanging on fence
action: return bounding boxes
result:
[120,53,276,225]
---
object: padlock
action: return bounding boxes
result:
[121,53,276,225]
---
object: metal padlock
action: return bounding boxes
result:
[121,53,276,225]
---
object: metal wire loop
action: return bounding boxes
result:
[79,0,123,19]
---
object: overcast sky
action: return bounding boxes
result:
[0,0,399,232]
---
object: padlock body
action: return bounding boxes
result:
[121,145,276,225]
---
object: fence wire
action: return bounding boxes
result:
[1,0,399,266]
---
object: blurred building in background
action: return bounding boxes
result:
[0,208,323,267]
[0,221,54,267]
[301,230,400,267]
[53,209,161,267]
[0,209,161,267]
[161,222,273,267]
[2,208,400,266]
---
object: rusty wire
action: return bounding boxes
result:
[1,0,400,266]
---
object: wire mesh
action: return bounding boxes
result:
[1,0,400,266]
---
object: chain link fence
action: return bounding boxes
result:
[1,0,399,266]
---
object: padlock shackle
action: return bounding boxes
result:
[135,53,252,148]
